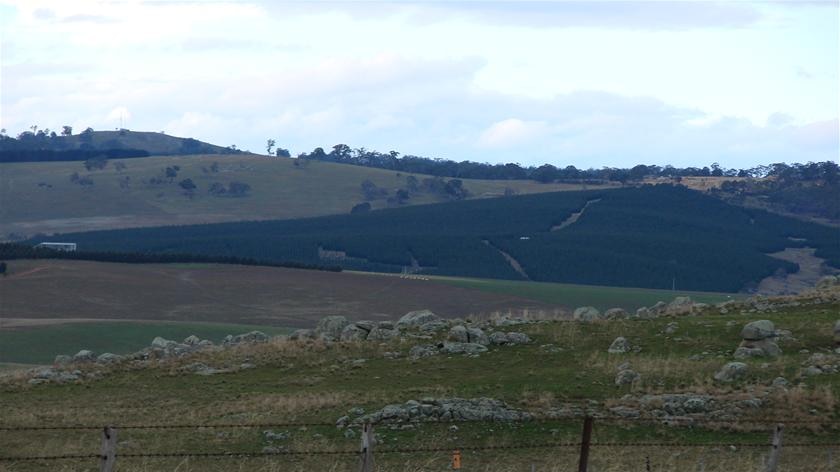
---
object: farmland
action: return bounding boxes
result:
[0,153,607,237]
[43,184,840,292]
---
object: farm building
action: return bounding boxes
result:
[35,242,77,251]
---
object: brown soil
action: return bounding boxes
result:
[756,247,835,295]
[0,260,558,328]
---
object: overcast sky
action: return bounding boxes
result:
[1,1,837,168]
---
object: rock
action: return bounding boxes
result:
[263,430,290,441]
[604,308,628,319]
[409,344,438,359]
[151,337,177,349]
[73,350,96,362]
[340,324,369,342]
[737,338,781,358]
[30,367,79,384]
[183,335,201,345]
[608,337,631,354]
[96,353,122,364]
[290,329,315,340]
[714,362,748,382]
[182,362,227,376]
[227,331,269,345]
[771,377,789,388]
[489,332,531,345]
[635,307,655,320]
[615,369,640,386]
[834,320,840,345]
[804,366,823,376]
[366,328,399,341]
[664,322,679,335]
[397,310,441,329]
[741,320,776,341]
[573,306,601,322]
[733,347,766,359]
[53,354,72,365]
[448,326,489,345]
[665,297,694,315]
[441,342,488,355]
[349,398,531,425]
[316,316,349,340]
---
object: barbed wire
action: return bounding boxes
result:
[2,414,839,432]
[4,441,840,462]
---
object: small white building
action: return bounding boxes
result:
[36,242,77,251]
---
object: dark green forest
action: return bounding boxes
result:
[31,185,839,292]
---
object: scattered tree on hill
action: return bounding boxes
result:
[0,261,6,276]
[165,165,180,182]
[275,148,291,158]
[361,180,388,200]
[266,139,276,156]
[83,156,108,171]
[350,202,372,214]
[114,162,127,172]
[228,181,251,196]
[69,172,93,186]
[178,178,197,192]
[388,188,410,205]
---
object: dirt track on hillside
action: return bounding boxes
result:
[0,260,560,328]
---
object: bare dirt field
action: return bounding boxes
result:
[757,247,837,295]
[0,260,558,328]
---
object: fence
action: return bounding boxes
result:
[1,415,840,471]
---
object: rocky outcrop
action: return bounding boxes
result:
[339,398,532,426]
[448,326,489,345]
[397,310,442,330]
[315,316,349,341]
[604,308,628,319]
[488,332,531,345]
[615,362,640,386]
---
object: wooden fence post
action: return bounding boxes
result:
[765,424,783,472]
[577,416,593,472]
[99,426,117,472]
[358,423,375,472]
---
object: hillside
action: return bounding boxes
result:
[0,130,238,162]
[38,185,840,293]
[0,154,608,238]
[1,285,838,471]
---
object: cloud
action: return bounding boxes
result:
[478,119,548,148]
[795,66,814,79]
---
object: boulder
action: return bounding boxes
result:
[340,324,369,342]
[608,337,631,354]
[604,308,628,320]
[229,331,269,345]
[741,320,776,341]
[664,322,679,335]
[53,354,72,365]
[834,320,840,345]
[366,328,398,341]
[151,336,177,349]
[73,350,96,362]
[441,342,488,355]
[96,353,122,364]
[349,397,531,425]
[397,310,441,329]
[183,335,201,346]
[316,316,349,340]
[30,367,80,384]
[573,306,601,322]
[615,369,640,386]
[448,326,489,345]
[635,307,655,320]
[737,338,781,358]
[409,344,439,359]
[665,297,694,316]
[290,329,315,340]
[713,362,748,382]
[489,332,531,345]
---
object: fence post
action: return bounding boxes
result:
[577,416,593,472]
[358,423,375,472]
[764,424,783,472]
[99,426,117,472]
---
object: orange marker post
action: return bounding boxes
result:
[452,449,462,470]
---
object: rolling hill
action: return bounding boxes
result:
[0,154,610,238]
[32,185,840,293]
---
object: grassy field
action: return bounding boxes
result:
[0,301,838,471]
[428,275,740,312]
[0,154,612,237]
[0,321,291,365]
[0,259,557,325]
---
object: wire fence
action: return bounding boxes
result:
[2,414,840,471]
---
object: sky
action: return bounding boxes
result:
[0,0,838,169]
